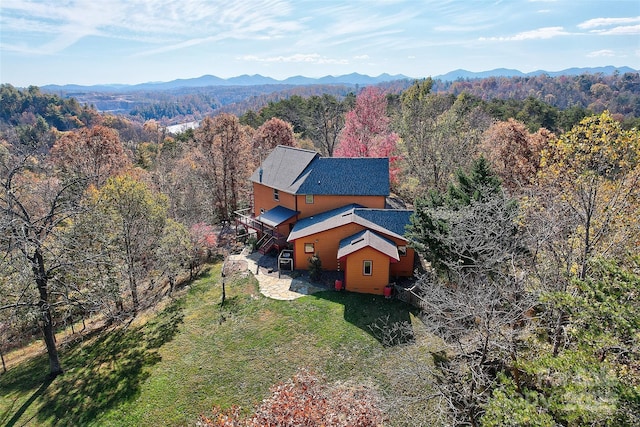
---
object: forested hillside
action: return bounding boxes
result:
[1,77,638,426]
[438,71,640,116]
[34,71,640,127]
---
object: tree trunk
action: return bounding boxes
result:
[1,348,6,374]
[124,235,139,315]
[552,309,568,357]
[168,275,175,296]
[34,250,63,377]
[128,274,139,315]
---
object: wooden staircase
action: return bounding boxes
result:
[257,233,287,254]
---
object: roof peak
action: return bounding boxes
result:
[273,145,319,155]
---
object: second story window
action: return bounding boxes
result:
[273,189,279,201]
[305,194,314,204]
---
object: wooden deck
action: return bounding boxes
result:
[234,208,288,253]
[234,208,264,232]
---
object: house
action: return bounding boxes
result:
[236,145,415,295]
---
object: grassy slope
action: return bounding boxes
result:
[0,263,440,426]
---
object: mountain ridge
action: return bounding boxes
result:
[40,66,637,92]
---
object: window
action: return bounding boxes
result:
[305,194,314,204]
[273,189,279,201]
[398,245,407,257]
[363,260,373,276]
[304,243,315,253]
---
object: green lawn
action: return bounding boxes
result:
[0,263,441,426]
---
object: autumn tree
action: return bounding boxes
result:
[87,174,169,315]
[536,111,639,282]
[194,114,252,221]
[156,219,193,296]
[0,139,86,376]
[189,222,218,278]
[478,114,640,427]
[253,117,296,151]
[396,80,490,197]
[59,198,125,322]
[479,118,553,192]
[334,86,400,185]
[528,111,640,362]
[145,135,196,224]
[49,125,130,187]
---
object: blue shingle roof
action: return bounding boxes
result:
[352,208,413,237]
[293,157,389,196]
[250,146,390,197]
[288,204,413,242]
[288,204,361,241]
[249,146,319,191]
[257,205,298,227]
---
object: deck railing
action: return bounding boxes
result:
[234,208,263,231]
[234,208,286,241]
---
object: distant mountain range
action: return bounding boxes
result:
[434,66,637,81]
[41,66,637,93]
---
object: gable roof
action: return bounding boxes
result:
[351,208,413,237]
[338,230,400,261]
[250,145,390,196]
[287,204,413,242]
[292,157,390,196]
[249,145,319,191]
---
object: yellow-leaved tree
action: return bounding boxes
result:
[534,111,639,355]
[537,110,639,280]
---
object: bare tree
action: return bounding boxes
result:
[0,143,86,376]
[306,94,347,156]
[406,164,535,425]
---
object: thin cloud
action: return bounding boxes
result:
[299,4,417,50]
[587,49,615,58]
[578,16,640,29]
[239,53,348,65]
[590,25,640,36]
[480,26,570,41]
[1,0,304,56]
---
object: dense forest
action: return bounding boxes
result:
[0,75,638,426]
[36,71,640,126]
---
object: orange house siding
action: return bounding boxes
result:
[343,247,391,295]
[390,247,415,278]
[291,224,412,277]
[274,220,296,239]
[292,223,364,271]
[295,195,386,219]
[253,183,297,217]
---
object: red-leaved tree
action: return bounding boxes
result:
[334,87,400,183]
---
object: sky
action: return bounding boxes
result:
[1,0,639,87]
